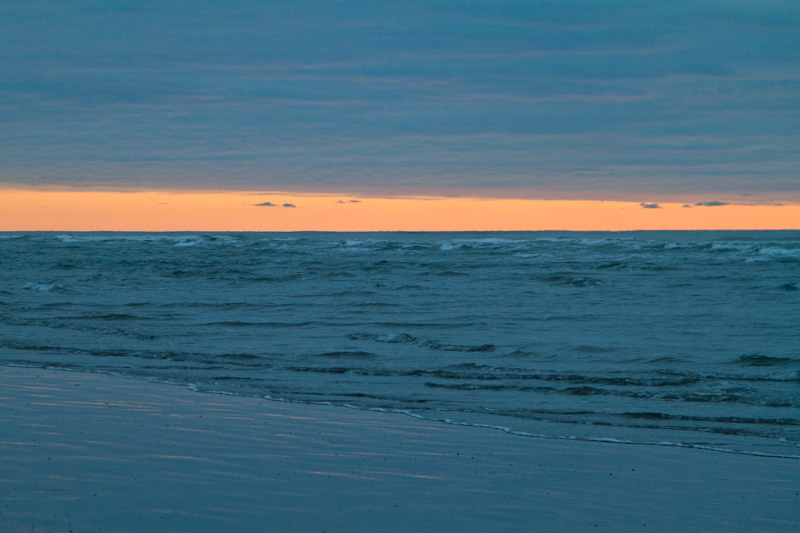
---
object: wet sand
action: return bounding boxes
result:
[1,366,798,532]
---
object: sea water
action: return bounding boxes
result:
[1,231,799,458]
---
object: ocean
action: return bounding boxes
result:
[2,231,799,458]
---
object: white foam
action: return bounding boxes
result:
[752,247,800,261]
[173,237,202,247]
[53,234,221,247]
[440,238,521,251]
[343,239,382,247]
[23,282,57,292]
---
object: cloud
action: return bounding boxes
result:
[640,202,661,209]
[3,1,800,202]
[337,199,362,204]
[254,201,296,208]
[694,201,729,207]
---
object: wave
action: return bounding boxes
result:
[315,351,377,359]
[23,282,66,293]
[538,273,606,287]
[23,365,798,460]
[621,411,800,426]
[731,354,800,367]
[748,247,800,262]
[5,231,789,266]
[53,234,240,247]
[0,341,266,366]
[348,332,495,352]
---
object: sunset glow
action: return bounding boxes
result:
[2,190,797,232]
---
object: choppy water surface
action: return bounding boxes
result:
[1,231,799,457]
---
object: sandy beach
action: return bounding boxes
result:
[1,366,798,532]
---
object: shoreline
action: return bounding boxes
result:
[2,366,799,531]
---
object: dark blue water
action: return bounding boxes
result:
[1,231,799,457]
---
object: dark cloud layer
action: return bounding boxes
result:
[2,1,799,201]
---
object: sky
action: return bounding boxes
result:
[1,1,799,230]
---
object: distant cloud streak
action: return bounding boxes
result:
[694,201,729,207]
[254,201,296,208]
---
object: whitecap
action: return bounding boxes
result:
[172,236,203,247]
[23,282,58,292]
[751,247,800,262]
